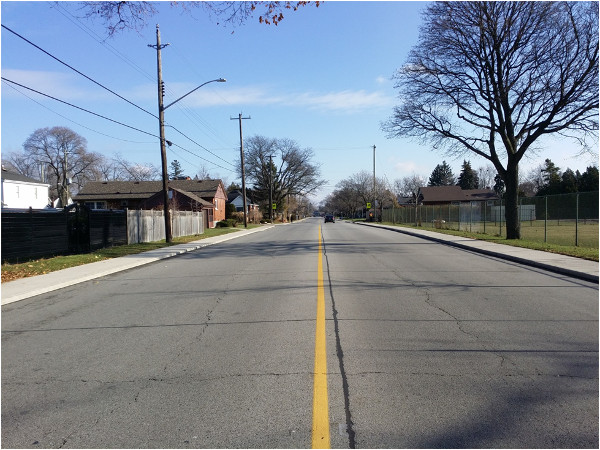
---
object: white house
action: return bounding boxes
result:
[1,167,50,209]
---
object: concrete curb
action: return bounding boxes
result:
[355,222,599,284]
[1,226,274,306]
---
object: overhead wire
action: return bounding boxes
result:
[52,3,156,83]
[2,77,160,139]
[2,80,156,144]
[49,8,239,160]
[2,77,236,173]
[1,24,158,120]
[2,19,238,172]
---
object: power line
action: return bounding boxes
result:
[166,124,236,168]
[2,80,156,144]
[2,77,160,139]
[52,3,156,84]
[1,24,158,119]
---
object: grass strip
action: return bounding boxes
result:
[377,221,599,261]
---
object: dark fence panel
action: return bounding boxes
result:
[89,209,127,250]
[1,209,69,263]
[2,207,128,264]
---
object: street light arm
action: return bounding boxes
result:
[163,78,226,110]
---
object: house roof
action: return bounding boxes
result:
[170,187,213,207]
[418,186,465,203]
[1,168,47,185]
[227,189,255,204]
[417,186,499,203]
[73,179,223,202]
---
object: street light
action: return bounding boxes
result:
[158,77,226,243]
[151,26,226,243]
[164,78,226,110]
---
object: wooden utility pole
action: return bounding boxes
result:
[231,113,251,227]
[149,25,172,243]
[269,154,274,223]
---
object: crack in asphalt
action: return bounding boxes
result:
[322,231,356,449]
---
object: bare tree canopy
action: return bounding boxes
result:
[75,1,320,36]
[242,135,326,212]
[382,1,598,239]
[20,127,103,205]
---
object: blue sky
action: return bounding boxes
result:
[2,1,597,203]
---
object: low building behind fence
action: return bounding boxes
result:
[382,191,599,249]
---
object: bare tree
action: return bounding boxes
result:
[382,1,598,239]
[394,174,426,198]
[22,127,102,205]
[243,136,326,213]
[112,154,160,181]
[477,165,496,190]
[75,1,320,36]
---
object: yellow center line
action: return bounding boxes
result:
[312,225,330,449]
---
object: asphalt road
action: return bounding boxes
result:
[2,217,598,448]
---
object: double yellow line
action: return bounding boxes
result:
[312,225,330,448]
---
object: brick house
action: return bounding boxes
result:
[73,179,228,228]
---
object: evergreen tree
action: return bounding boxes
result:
[226,182,242,193]
[537,159,562,195]
[561,168,578,193]
[457,160,479,189]
[428,161,455,186]
[578,166,599,192]
[169,160,184,179]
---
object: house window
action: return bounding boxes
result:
[85,201,106,210]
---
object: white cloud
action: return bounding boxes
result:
[2,70,394,115]
[2,69,110,101]
[167,84,393,113]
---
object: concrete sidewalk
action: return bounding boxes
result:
[2,222,597,306]
[357,221,599,284]
[1,226,273,306]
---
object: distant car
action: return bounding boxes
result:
[324,214,335,223]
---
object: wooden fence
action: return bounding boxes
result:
[127,210,205,244]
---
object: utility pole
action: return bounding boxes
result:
[268,154,274,223]
[231,113,251,227]
[373,144,377,220]
[149,24,172,243]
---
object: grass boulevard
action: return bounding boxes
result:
[1,221,597,284]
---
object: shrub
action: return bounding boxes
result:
[225,203,237,219]
[216,219,237,228]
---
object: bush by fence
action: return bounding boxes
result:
[382,191,599,249]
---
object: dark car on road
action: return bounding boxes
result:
[324,214,335,223]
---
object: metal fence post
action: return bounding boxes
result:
[544,196,548,243]
[576,192,579,247]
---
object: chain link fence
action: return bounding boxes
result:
[382,191,599,249]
